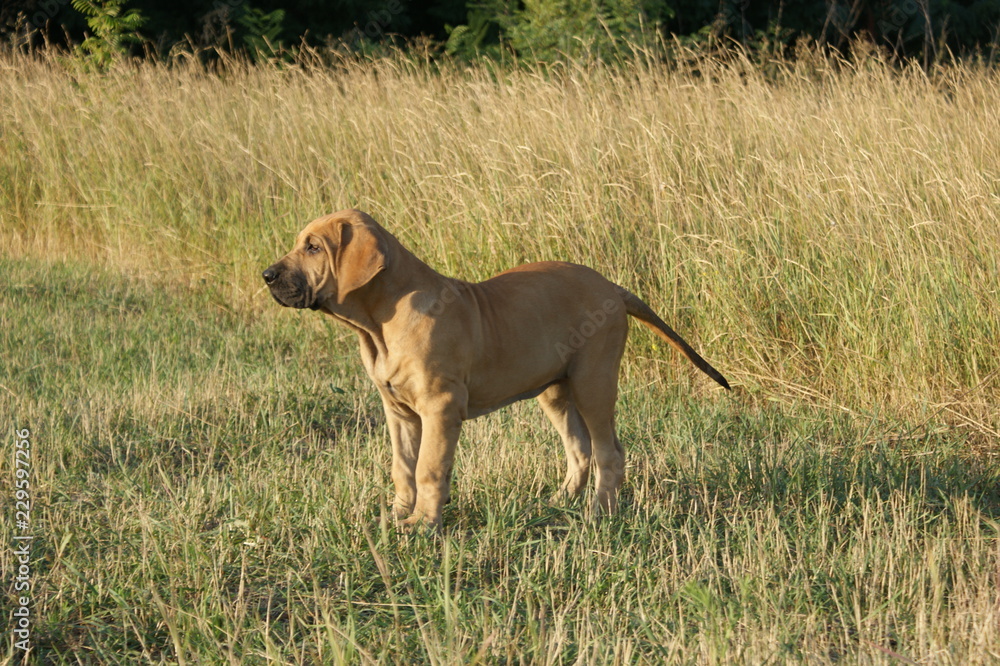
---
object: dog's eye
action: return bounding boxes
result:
[305,242,321,255]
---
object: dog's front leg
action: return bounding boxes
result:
[383,404,422,520]
[402,396,465,529]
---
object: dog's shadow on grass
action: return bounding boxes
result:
[638,430,1000,530]
[443,426,1000,544]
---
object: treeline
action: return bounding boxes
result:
[3,0,999,63]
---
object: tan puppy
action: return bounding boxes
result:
[263,210,729,528]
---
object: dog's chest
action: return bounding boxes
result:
[369,351,411,405]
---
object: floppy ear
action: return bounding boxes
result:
[334,221,387,303]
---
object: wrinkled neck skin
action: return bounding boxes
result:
[318,234,451,363]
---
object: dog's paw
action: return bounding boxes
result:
[549,487,586,507]
[397,513,442,534]
[392,502,415,522]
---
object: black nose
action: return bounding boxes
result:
[262,267,279,284]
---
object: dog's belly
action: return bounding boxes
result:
[465,379,561,419]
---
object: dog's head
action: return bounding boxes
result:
[262,210,387,312]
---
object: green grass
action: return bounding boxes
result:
[3,257,998,663]
[1,46,999,663]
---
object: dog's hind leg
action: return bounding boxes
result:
[567,352,627,516]
[538,382,592,503]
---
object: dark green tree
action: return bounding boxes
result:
[71,0,145,67]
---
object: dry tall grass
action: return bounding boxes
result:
[3,47,998,424]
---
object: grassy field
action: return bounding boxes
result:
[1,45,999,663]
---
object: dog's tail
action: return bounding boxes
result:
[617,286,731,390]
